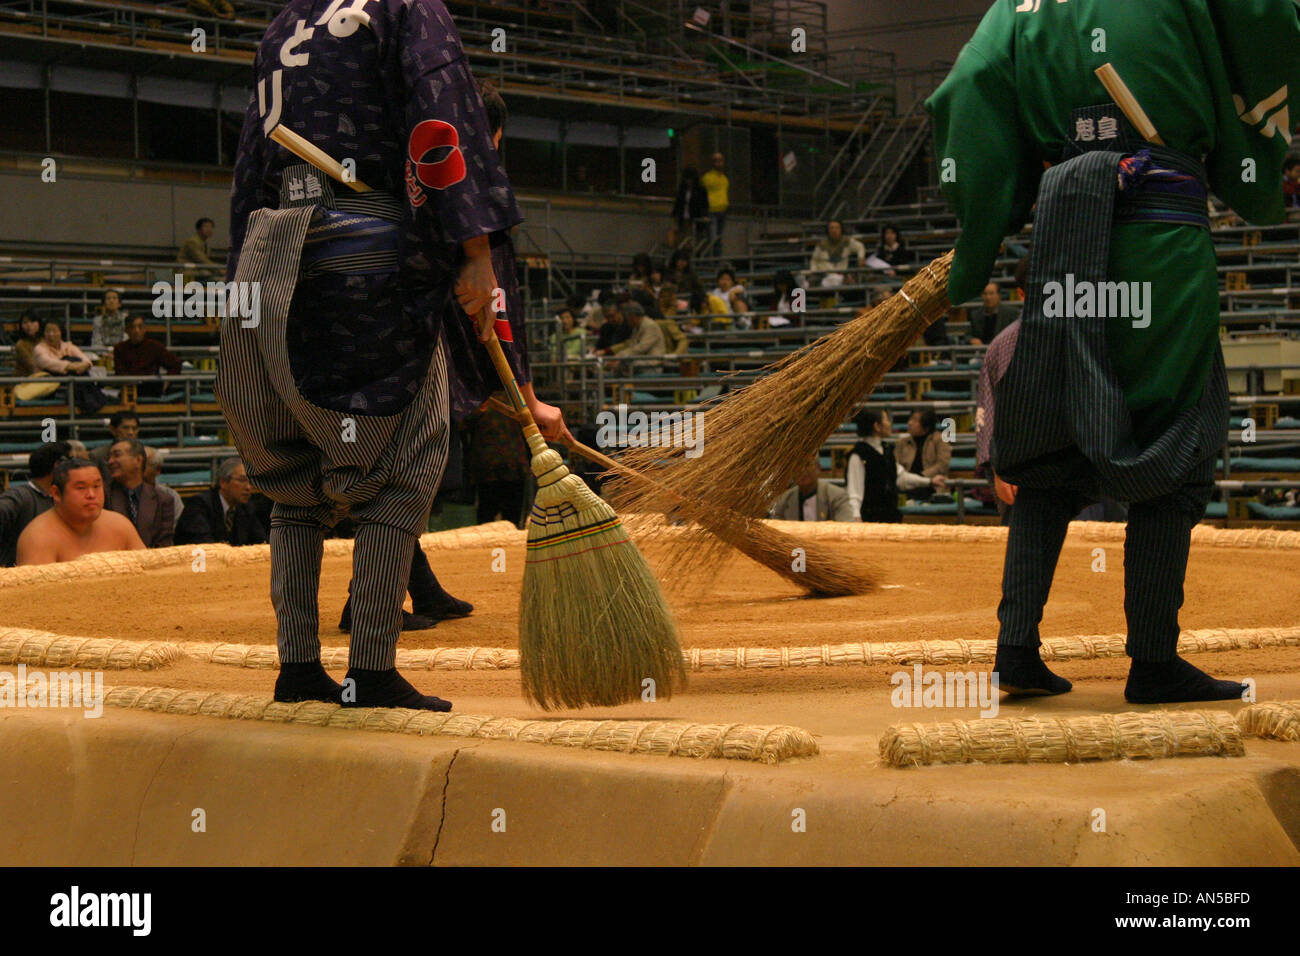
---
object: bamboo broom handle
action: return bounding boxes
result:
[1094,64,1165,145]
[483,396,690,501]
[562,437,628,476]
[268,124,374,192]
[480,317,548,455]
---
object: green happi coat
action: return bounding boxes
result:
[927,0,1299,444]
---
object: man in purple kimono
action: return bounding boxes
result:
[217,0,565,709]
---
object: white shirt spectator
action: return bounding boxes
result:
[34,340,92,374]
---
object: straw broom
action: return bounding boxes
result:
[608,252,954,561]
[261,125,683,710]
[486,396,876,595]
[540,420,878,597]
[480,330,685,710]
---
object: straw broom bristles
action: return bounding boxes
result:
[478,331,684,711]
[520,447,685,708]
[557,434,876,596]
[608,252,954,566]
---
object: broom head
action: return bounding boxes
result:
[521,440,685,710]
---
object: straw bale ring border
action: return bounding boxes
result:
[1236,700,1300,741]
[1,622,1294,676]
[0,628,182,670]
[0,523,524,591]
[746,518,1300,551]
[878,710,1244,767]
[101,686,817,763]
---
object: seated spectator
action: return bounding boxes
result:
[707,267,752,327]
[628,253,654,291]
[33,319,107,413]
[894,409,952,501]
[114,315,184,396]
[769,456,856,522]
[870,225,911,276]
[0,441,70,566]
[1284,156,1299,210]
[809,221,866,286]
[33,319,93,376]
[594,298,632,354]
[553,305,587,360]
[609,301,666,374]
[628,285,664,320]
[105,438,175,548]
[969,282,1020,345]
[654,286,691,356]
[710,267,747,305]
[581,300,604,340]
[11,311,43,376]
[665,249,705,305]
[178,216,222,279]
[844,410,948,523]
[90,412,142,473]
[187,0,235,19]
[922,306,954,348]
[578,289,606,333]
[658,283,682,318]
[175,458,268,546]
[144,447,184,532]
[90,289,131,354]
[16,458,145,565]
[768,271,801,327]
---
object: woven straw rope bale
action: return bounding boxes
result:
[102,686,817,762]
[4,620,1294,676]
[878,710,1244,767]
[0,523,524,591]
[743,518,1300,551]
[0,628,182,670]
[181,642,521,671]
[1236,700,1300,741]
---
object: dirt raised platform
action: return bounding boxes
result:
[2,521,1299,865]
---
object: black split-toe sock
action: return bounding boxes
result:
[993,644,1073,697]
[274,661,344,704]
[411,589,474,621]
[1125,656,1246,704]
[341,668,453,712]
[338,602,437,633]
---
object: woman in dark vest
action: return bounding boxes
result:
[845,409,900,523]
[846,408,947,521]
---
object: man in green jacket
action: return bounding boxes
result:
[927,0,1299,703]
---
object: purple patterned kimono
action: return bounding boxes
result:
[226,0,527,416]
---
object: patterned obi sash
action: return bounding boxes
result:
[299,191,403,278]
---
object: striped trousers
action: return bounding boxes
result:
[216,205,451,670]
[996,456,1214,661]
